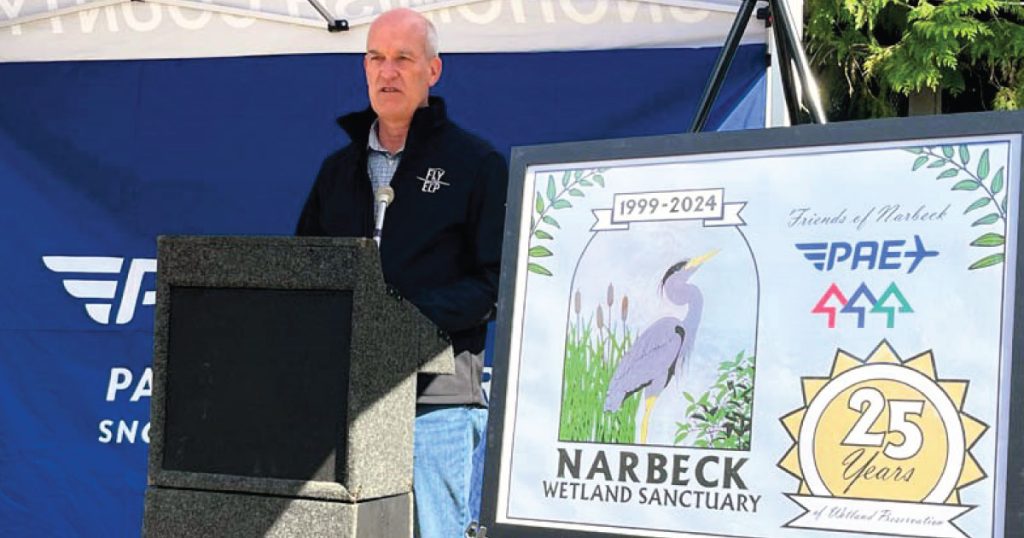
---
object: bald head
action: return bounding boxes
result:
[368,8,439,59]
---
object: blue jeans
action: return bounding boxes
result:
[413,405,488,538]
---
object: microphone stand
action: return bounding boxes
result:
[373,186,395,247]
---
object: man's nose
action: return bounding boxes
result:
[380,59,400,76]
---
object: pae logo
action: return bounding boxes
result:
[795,235,939,273]
[42,256,156,325]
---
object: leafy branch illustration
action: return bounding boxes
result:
[905,145,1007,270]
[674,350,755,450]
[527,168,607,276]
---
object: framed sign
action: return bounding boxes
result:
[482,112,1024,538]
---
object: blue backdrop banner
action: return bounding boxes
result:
[0,47,764,537]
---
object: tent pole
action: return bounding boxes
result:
[689,0,758,133]
[689,0,826,132]
[305,0,348,32]
[771,15,805,125]
[770,0,827,123]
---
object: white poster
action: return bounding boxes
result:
[493,133,1022,537]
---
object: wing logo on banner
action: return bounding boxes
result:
[42,256,157,325]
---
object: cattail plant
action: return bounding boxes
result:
[558,284,639,445]
[574,289,582,331]
[606,283,616,335]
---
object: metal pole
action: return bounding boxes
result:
[771,18,804,124]
[770,0,827,123]
[306,0,348,31]
[689,0,759,132]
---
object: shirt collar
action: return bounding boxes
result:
[367,119,403,157]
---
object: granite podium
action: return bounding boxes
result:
[141,236,453,537]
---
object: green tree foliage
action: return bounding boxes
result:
[804,0,1024,119]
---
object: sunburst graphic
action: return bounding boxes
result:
[778,340,988,505]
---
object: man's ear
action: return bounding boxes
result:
[429,56,443,87]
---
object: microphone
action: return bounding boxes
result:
[373,186,395,247]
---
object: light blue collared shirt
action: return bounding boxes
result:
[367,119,403,195]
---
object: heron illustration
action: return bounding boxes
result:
[603,249,718,444]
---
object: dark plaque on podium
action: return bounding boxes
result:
[143,236,451,538]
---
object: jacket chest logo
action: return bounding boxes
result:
[418,167,450,193]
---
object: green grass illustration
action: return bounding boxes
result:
[559,287,641,443]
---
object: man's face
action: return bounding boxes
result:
[364,14,442,124]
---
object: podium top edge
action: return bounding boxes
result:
[157,235,375,248]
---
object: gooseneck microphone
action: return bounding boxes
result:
[373,186,395,247]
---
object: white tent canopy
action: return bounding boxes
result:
[1,0,767,60]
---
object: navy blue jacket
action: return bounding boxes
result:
[296,97,507,405]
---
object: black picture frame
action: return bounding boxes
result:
[482,110,1024,538]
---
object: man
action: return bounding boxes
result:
[295,8,507,538]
